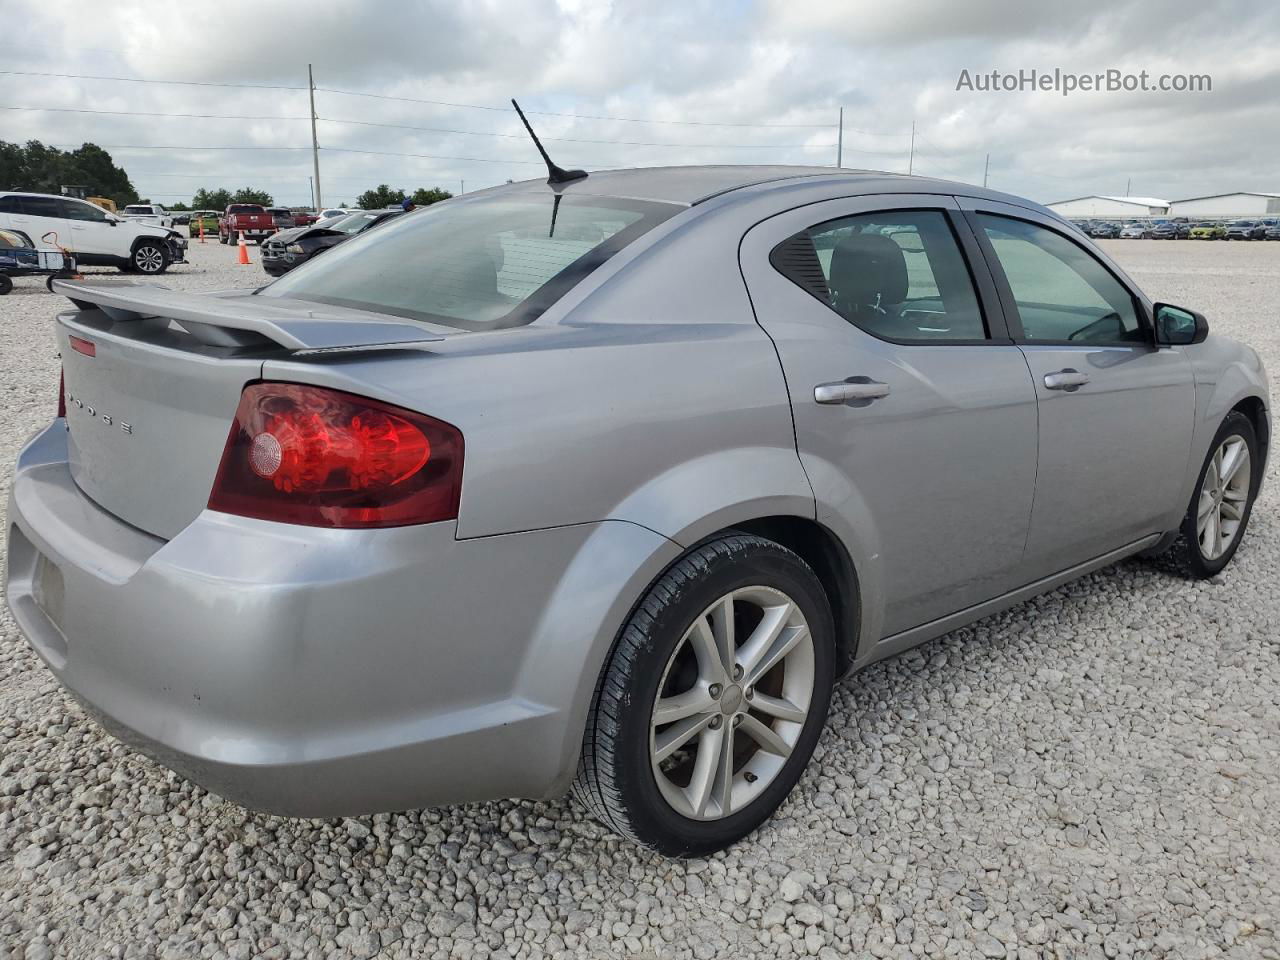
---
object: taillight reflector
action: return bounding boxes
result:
[58,368,66,418]
[208,382,463,529]
[68,336,96,357]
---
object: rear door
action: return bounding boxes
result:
[961,199,1195,579]
[10,195,72,249]
[740,194,1039,639]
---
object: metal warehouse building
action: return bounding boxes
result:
[1168,192,1280,218]
[1046,195,1171,218]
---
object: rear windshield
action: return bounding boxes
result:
[124,206,153,214]
[229,204,265,214]
[261,193,680,330]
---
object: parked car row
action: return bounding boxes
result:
[1071,216,1280,240]
[261,208,404,275]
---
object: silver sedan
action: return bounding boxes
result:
[7,166,1270,856]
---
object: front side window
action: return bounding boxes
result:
[978,214,1143,344]
[262,194,680,331]
[63,199,109,222]
[770,209,987,342]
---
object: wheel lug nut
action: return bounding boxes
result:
[732,715,743,727]
[732,665,744,681]
[709,684,722,698]
[709,716,723,729]
[745,687,754,700]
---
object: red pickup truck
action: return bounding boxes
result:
[218,204,277,245]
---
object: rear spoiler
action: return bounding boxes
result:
[52,279,445,352]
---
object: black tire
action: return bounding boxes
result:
[131,241,168,275]
[1165,411,1260,579]
[0,274,12,295]
[573,534,836,856]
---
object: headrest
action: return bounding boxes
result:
[828,233,909,310]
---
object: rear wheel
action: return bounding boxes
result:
[1166,412,1259,578]
[0,274,12,295]
[573,534,836,856]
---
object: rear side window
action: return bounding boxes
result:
[262,194,680,330]
[20,196,66,219]
[770,210,987,342]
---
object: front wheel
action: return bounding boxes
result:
[573,534,836,856]
[131,241,168,275]
[1168,411,1260,578]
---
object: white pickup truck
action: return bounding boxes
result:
[120,204,174,229]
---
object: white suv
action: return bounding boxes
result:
[0,192,187,275]
[120,203,174,229]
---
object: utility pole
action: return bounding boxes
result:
[307,176,314,209]
[908,120,915,175]
[836,107,843,168]
[1125,177,1131,196]
[983,153,989,188]
[308,64,322,210]
[460,179,465,195]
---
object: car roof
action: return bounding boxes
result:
[483,164,1057,216]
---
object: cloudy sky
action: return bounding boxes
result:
[2,0,1277,207]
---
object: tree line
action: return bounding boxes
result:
[0,140,139,206]
[2,141,457,213]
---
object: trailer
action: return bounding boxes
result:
[0,228,78,295]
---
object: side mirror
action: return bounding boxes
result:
[106,215,118,226]
[1153,302,1208,346]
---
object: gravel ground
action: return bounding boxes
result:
[1,238,1278,959]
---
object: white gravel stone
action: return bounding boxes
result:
[1,239,1279,958]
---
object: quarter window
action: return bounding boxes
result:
[978,214,1143,344]
[770,210,987,342]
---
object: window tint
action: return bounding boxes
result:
[263,195,679,331]
[21,196,66,220]
[770,210,987,342]
[0,196,23,214]
[978,215,1143,344]
[63,199,109,222]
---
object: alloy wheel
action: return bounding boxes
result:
[1197,435,1251,561]
[649,585,815,821]
[135,245,164,273]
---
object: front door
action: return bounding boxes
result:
[740,195,1040,640]
[964,202,1196,579]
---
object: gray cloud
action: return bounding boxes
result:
[0,0,1276,207]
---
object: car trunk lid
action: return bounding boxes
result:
[53,279,447,539]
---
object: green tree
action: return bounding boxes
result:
[0,139,138,206]
[192,187,232,211]
[357,184,406,209]
[167,201,190,211]
[231,187,273,206]
[411,187,453,206]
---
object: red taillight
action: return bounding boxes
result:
[58,368,66,418]
[208,382,463,529]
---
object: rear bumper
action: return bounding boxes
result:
[5,423,677,816]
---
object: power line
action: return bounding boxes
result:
[321,146,542,166]
[315,86,832,128]
[316,115,835,148]
[2,104,309,121]
[51,143,313,151]
[0,69,307,91]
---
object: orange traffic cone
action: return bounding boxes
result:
[237,231,250,265]
[198,220,205,244]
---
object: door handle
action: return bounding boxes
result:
[814,379,891,404]
[1043,368,1091,391]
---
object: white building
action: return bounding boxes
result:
[1046,196,1171,218]
[1168,192,1280,219]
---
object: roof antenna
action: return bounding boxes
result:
[511,99,588,186]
